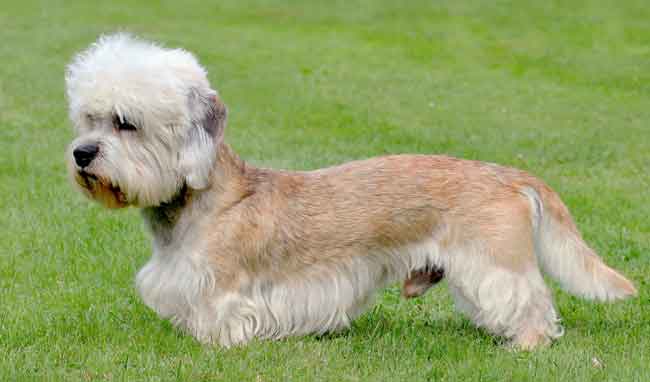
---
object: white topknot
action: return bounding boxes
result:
[65,33,213,128]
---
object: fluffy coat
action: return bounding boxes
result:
[65,34,636,350]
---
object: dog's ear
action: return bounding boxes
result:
[180,89,227,189]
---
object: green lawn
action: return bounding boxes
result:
[1,0,649,380]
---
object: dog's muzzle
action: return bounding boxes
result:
[73,143,99,168]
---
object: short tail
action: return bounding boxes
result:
[521,184,637,302]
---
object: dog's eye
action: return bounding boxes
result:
[119,121,137,131]
[113,115,137,131]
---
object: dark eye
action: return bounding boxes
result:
[113,115,137,131]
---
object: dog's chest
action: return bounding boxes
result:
[136,211,216,327]
[136,201,221,331]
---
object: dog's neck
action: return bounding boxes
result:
[142,141,255,247]
[141,185,190,244]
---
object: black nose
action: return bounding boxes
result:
[73,143,99,168]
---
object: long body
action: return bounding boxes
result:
[65,34,636,350]
[136,144,635,348]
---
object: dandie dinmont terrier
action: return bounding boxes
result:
[65,34,636,350]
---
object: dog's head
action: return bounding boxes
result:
[65,34,226,208]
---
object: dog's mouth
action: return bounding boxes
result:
[77,170,128,208]
[79,170,97,184]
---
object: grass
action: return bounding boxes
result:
[1,0,649,380]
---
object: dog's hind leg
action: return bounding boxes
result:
[445,197,563,350]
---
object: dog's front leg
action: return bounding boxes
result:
[197,291,261,347]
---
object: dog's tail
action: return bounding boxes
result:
[519,182,636,302]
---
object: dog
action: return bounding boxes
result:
[65,34,636,350]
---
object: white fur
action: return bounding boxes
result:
[66,34,563,347]
[135,233,441,346]
[133,229,564,348]
[66,34,633,350]
[521,187,630,302]
[66,33,217,206]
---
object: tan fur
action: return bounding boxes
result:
[151,141,634,348]
[201,151,549,280]
[65,34,636,350]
